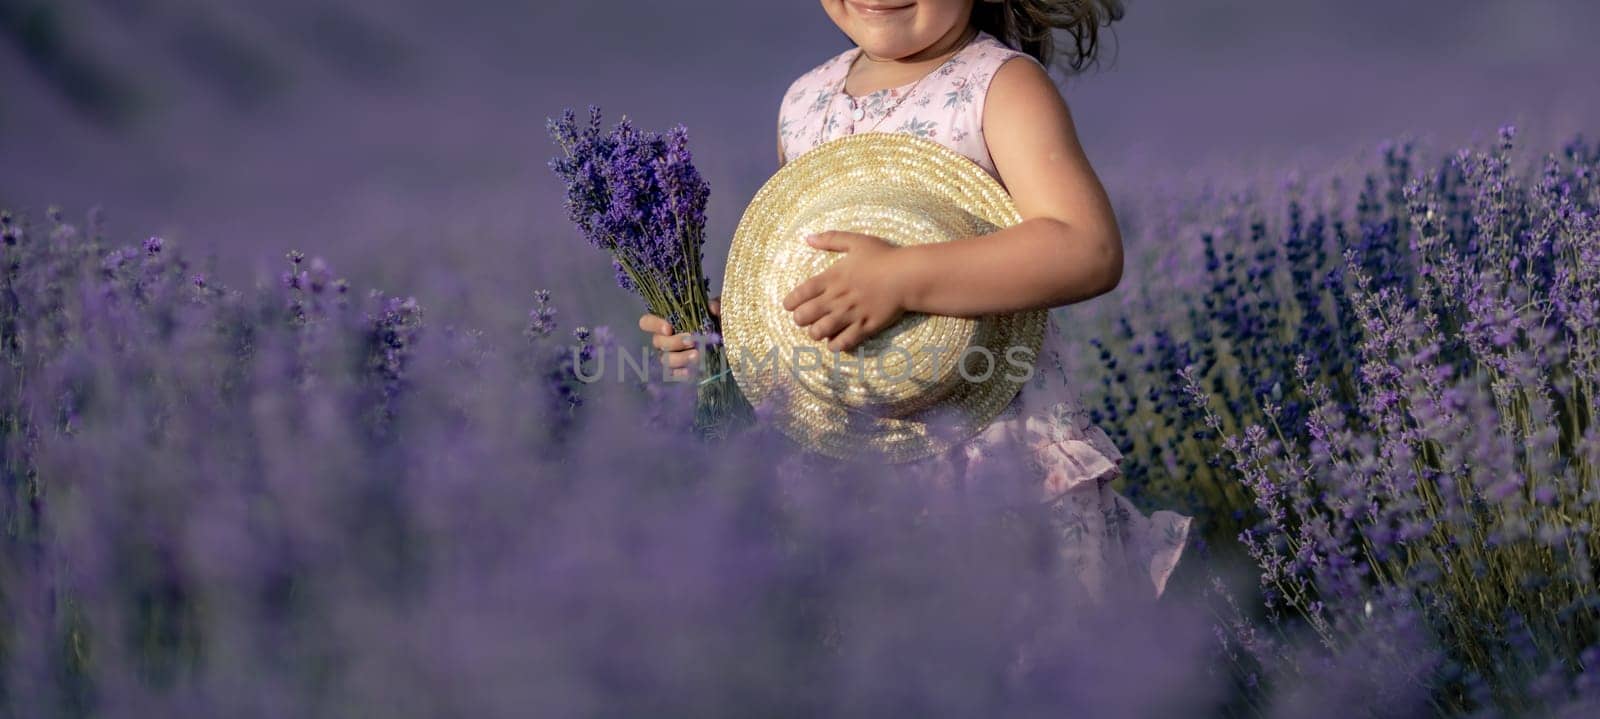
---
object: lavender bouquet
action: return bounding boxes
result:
[547,106,752,438]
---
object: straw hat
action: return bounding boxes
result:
[721,132,1047,463]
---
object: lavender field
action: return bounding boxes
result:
[4,1,1600,717]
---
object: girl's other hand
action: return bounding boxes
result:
[783,232,909,353]
[639,297,720,380]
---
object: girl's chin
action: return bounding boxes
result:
[851,36,926,61]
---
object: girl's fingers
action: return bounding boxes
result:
[639,313,672,335]
[709,296,721,316]
[782,277,824,311]
[791,296,833,327]
[651,332,695,352]
[806,310,850,342]
[805,231,855,252]
[665,348,700,370]
[829,321,869,353]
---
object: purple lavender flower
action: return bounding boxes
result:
[526,288,558,339]
[547,105,751,437]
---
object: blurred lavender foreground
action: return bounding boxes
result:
[0,209,1225,716]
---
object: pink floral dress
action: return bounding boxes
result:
[776,30,1192,601]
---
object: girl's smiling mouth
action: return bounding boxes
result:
[847,1,915,18]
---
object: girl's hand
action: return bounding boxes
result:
[782,232,909,353]
[639,297,719,380]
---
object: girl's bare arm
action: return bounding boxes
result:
[894,56,1123,316]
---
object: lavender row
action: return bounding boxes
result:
[1076,127,1600,714]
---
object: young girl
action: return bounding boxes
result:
[639,0,1191,602]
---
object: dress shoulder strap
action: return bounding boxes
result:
[777,47,857,163]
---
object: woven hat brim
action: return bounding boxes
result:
[722,132,1046,464]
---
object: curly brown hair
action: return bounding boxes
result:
[971,0,1125,73]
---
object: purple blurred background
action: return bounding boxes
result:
[3,0,1597,330]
